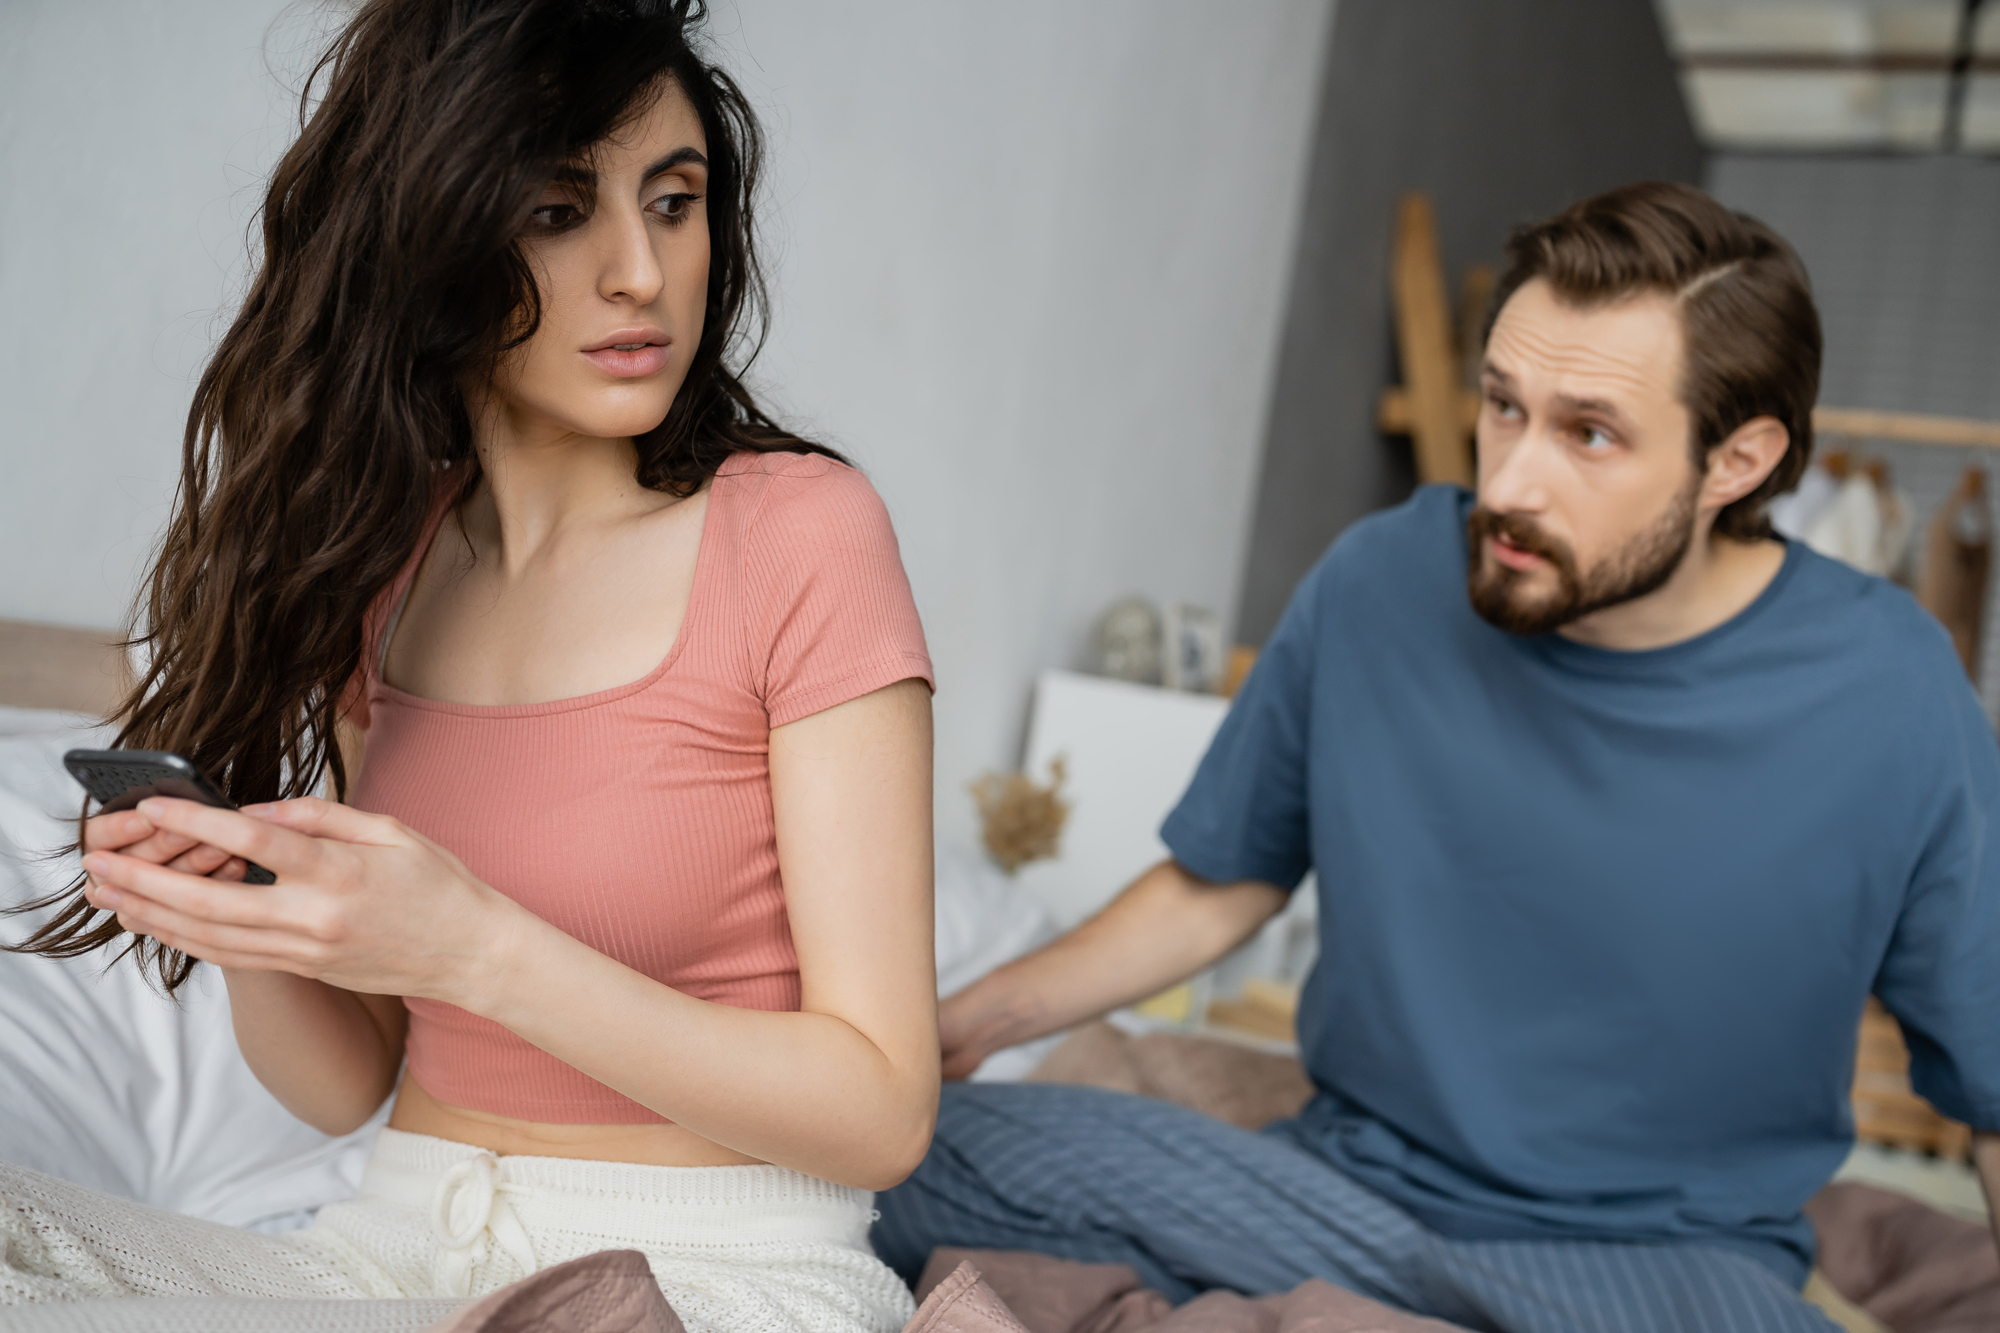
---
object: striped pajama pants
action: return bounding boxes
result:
[872,1084,1842,1333]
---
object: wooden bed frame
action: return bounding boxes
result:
[0,618,130,716]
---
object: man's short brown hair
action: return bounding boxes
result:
[1486,181,1823,541]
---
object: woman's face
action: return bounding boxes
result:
[489,80,711,444]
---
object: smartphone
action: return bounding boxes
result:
[63,749,277,885]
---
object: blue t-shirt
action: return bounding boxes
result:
[1161,485,2000,1280]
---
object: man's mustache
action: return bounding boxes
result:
[1466,507,1570,567]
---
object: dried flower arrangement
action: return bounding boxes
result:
[968,755,1070,874]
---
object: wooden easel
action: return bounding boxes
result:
[1375,192,1486,487]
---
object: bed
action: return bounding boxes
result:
[0,616,1061,1235]
[1,619,1993,1333]
[0,618,1068,1331]
[0,623,385,1234]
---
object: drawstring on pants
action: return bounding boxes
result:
[429,1151,537,1297]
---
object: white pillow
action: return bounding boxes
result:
[933,843,1059,998]
[932,843,1066,1080]
[0,707,379,1230]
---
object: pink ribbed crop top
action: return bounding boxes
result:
[345,451,934,1123]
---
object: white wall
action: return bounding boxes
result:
[0,0,335,630]
[0,0,1332,853]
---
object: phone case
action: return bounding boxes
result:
[63,750,278,885]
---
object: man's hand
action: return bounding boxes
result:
[939,985,1035,1081]
[937,859,1289,1079]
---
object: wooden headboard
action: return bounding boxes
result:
[0,619,129,716]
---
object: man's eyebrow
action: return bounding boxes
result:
[1478,365,1635,425]
[1553,393,1634,425]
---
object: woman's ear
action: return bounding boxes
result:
[1702,416,1790,512]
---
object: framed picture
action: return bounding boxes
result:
[1162,602,1224,694]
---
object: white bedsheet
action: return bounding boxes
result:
[0,706,379,1231]
[932,844,1065,1080]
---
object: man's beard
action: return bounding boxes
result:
[1465,478,1700,637]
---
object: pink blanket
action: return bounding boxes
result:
[411,1026,2000,1333]
[1808,1182,2000,1333]
[396,1174,1998,1333]
[917,1248,1468,1333]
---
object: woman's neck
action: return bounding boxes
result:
[466,398,668,575]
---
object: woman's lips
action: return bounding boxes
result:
[584,343,670,377]
[1488,535,1545,572]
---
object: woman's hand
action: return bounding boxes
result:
[81,797,521,1008]
[83,807,249,884]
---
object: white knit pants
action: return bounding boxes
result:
[1,1129,916,1333]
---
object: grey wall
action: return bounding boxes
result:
[1234,0,1704,645]
[1708,155,2000,426]
[1708,153,2000,712]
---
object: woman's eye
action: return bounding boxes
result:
[527,203,582,231]
[648,191,702,224]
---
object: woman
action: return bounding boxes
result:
[1,2,937,1329]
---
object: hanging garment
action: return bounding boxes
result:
[1918,466,1994,679]
[1804,473,1889,574]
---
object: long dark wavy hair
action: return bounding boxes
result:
[11,0,837,990]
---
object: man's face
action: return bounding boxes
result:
[1467,279,1704,636]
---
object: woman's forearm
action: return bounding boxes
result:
[223,968,405,1136]
[227,719,397,1135]
[460,912,934,1190]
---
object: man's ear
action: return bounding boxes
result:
[1701,416,1789,513]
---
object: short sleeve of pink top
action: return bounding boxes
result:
[346,451,934,1124]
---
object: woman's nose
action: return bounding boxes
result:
[598,210,665,305]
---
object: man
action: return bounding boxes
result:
[874,183,2000,1333]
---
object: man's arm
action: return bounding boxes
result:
[939,858,1289,1079]
[1976,1134,2000,1257]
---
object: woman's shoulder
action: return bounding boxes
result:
[708,449,930,717]
[715,448,842,482]
[715,447,866,497]
[715,449,894,549]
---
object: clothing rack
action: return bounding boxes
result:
[1815,408,2000,450]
